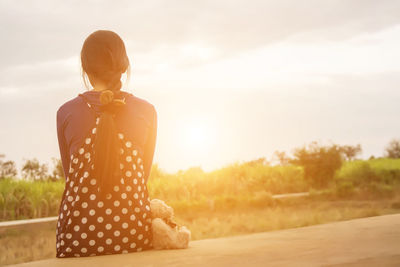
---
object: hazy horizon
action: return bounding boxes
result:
[1,0,400,174]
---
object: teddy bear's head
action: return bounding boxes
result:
[150,199,174,220]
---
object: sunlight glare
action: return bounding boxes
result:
[183,121,213,152]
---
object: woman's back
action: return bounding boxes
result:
[55,90,157,257]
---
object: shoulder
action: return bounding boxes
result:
[56,95,85,121]
[125,93,156,116]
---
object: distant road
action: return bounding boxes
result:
[11,213,400,267]
[0,192,310,230]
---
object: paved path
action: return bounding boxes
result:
[11,214,400,267]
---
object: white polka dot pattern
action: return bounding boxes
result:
[56,120,152,258]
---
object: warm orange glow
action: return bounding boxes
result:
[182,120,214,153]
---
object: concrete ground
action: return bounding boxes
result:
[11,214,400,267]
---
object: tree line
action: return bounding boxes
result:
[0,155,64,181]
[1,138,400,184]
[245,139,400,189]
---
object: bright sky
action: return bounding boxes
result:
[1,0,400,173]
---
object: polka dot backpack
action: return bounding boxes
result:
[56,93,153,258]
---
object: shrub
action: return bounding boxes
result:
[291,142,343,188]
[364,183,394,199]
[336,161,379,186]
[336,159,400,186]
[336,181,355,198]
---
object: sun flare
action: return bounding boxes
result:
[183,122,214,152]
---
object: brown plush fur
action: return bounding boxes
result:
[150,199,191,249]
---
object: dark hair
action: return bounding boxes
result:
[80,30,130,197]
[81,30,130,91]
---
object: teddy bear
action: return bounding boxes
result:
[150,199,191,249]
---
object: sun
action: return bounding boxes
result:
[183,122,213,152]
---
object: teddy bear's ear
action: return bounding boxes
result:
[150,199,175,220]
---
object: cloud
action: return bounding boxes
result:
[0,57,80,91]
[1,0,400,71]
[1,0,400,172]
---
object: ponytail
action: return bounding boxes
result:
[92,89,126,198]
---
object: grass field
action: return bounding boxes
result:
[2,158,399,222]
[0,162,309,221]
[1,158,400,265]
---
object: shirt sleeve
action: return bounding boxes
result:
[143,105,157,184]
[57,107,70,180]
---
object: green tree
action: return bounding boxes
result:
[245,157,269,166]
[340,144,362,161]
[1,161,17,178]
[384,139,400,159]
[0,154,17,178]
[21,158,49,181]
[291,141,343,188]
[50,157,64,181]
[273,151,290,165]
